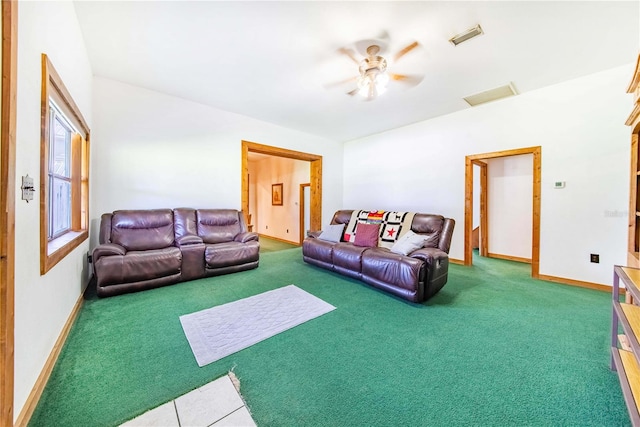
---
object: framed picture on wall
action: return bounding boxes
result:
[272,183,283,206]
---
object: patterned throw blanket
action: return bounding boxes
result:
[344,210,416,249]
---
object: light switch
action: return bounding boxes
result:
[21,175,34,202]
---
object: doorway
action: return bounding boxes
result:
[464,146,541,278]
[241,141,322,240]
[472,160,488,257]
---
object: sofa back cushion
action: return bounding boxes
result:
[174,207,198,239]
[111,209,175,251]
[99,213,113,244]
[331,210,355,226]
[196,209,241,243]
[411,214,444,249]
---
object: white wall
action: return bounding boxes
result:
[90,77,343,248]
[344,65,631,286]
[487,155,533,260]
[249,156,309,242]
[14,1,93,419]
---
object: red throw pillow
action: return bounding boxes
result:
[353,223,380,247]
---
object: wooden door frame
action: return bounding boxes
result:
[241,141,322,236]
[299,183,310,244]
[464,146,541,278]
[472,160,489,257]
[1,1,17,425]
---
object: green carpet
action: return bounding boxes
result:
[28,249,628,426]
[259,235,299,253]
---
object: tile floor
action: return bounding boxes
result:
[120,373,256,427]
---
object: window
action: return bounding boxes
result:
[40,54,90,274]
[48,101,73,239]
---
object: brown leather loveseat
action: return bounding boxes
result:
[302,210,455,303]
[92,208,259,297]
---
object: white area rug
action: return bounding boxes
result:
[180,285,336,367]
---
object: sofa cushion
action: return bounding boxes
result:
[391,230,426,256]
[110,209,175,251]
[302,238,334,264]
[204,241,259,268]
[318,224,345,243]
[332,242,368,272]
[197,209,242,243]
[96,247,182,287]
[354,223,380,247]
[361,249,424,291]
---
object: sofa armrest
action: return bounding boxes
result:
[235,232,259,243]
[410,247,448,267]
[176,234,204,246]
[307,230,322,239]
[92,243,126,263]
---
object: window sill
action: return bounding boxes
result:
[42,229,88,274]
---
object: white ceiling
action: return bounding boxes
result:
[73,1,639,143]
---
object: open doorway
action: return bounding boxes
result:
[464,146,541,278]
[241,141,322,244]
[472,160,488,257]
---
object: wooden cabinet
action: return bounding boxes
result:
[612,266,640,425]
[614,60,640,423]
[626,54,640,268]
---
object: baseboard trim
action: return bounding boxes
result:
[14,292,85,427]
[537,274,612,293]
[487,253,532,264]
[449,258,464,265]
[258,233,300,246]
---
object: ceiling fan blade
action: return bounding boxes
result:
[324,76,358,89]
[338,47,360,65]
[393,41,419,62]
[389,73,424,86]
[346,88,359,96]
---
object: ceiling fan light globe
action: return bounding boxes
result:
[357,75,371,96]
[376,72,389,87]
[356,72,389,98]
[375,80,388,96]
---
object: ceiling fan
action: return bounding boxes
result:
[330,40,424,100]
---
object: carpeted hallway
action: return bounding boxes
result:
[28,247,628,426]
[258,236,298,253]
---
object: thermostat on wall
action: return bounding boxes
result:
[553,181,565,189]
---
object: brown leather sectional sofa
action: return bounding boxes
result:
[92,208,259,297]
[302,210,455,302]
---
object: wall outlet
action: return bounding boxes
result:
[265,225,268,229]
[286,229,289,233]
[590,254,599,263]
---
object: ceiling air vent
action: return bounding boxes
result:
[449,24,484,46]
[463,83,518,107]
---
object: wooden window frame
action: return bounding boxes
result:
[40,54,90,274]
